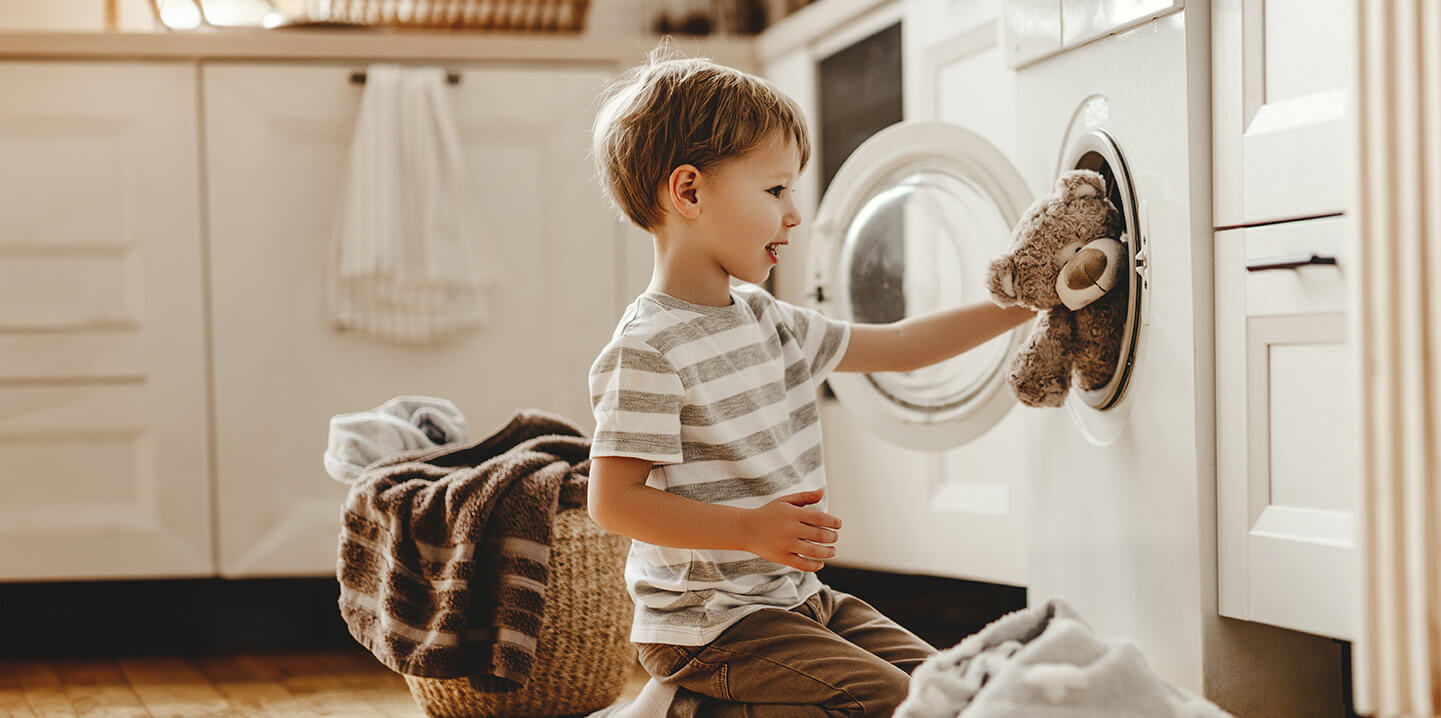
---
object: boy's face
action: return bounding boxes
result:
[693,137,802,285]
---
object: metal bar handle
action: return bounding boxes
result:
[350,71,461,85]
[1245,253,1339,272]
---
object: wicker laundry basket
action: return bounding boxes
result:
[403,509,633,717]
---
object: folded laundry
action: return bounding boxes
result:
[896,599,1232,718]
[336,408,591,691]
[323,395,469,482]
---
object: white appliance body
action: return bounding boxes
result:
[779,3,1344,711]
[805,0,1217,693]
[810,121,1035,587]
[769,1,1038,590]
[1011,7,1214,692]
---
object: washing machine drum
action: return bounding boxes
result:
[1058,128,1147,414]
[809,122,1034,451]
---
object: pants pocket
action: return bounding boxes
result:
[635,643,697,678]
[634,643,732,702]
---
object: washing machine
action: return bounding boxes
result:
[798,0,1218,695]
[1008,1,1216,694]
[780,1,1037,591]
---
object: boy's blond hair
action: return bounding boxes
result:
[592,46,811,231]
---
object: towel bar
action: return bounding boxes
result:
[350,70,461,85]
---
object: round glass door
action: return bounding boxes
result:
[810,122,1033,450]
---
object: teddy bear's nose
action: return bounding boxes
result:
[1066,248,1109,290]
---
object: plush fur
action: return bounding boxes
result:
[987,170,1128,408]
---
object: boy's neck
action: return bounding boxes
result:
[646,232,735,308]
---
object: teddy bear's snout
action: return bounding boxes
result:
[1056,237,1125,310]
[987,256,1018,306]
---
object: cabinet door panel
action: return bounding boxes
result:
[1213,0,1350,227]
[1215,217,1357,639]
[0,62,212,580]
[203,64,618,577]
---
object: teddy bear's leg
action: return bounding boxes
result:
[1073,285,1127,390]
[1009,307,1076,408]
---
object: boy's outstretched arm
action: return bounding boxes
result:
[833,301,1036,374]
[589,456,842,572]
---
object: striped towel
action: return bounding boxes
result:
[337,408,591,690]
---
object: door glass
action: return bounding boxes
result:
[838,164,1014,412]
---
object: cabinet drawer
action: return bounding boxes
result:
[1243,215,1348,315]
[1215,216,1358,640]
[1213,0,1351,227]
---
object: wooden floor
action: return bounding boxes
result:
[0,649,652,717]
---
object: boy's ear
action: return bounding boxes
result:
[665,164,702,220]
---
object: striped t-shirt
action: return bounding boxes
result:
[587,281,852,646]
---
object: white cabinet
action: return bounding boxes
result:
[904,0,1016,168]
[1215,216,1358,640]
[1213,0,1360,641]
[1212,0,1350,227]
[202,63,621,577]
[0,62,214,580]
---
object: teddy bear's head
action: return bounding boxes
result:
[986,170,1125,311]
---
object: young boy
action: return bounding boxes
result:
[586,50,1036,716]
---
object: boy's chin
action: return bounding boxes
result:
[743,267,773,284]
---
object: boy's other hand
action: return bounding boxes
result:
[743,489,843,572]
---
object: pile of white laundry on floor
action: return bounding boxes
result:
[896,599,1231,718]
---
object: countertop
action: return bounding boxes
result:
[0,29,756,68]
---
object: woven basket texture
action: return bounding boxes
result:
[404,509,633,717]
[304,0,590,31]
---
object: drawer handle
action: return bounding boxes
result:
[1246,254,1339,272]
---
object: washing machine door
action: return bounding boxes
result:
[809,122,1032,450]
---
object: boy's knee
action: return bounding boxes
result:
[837,666,912,716]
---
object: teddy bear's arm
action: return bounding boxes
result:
[1008,307,1076,408]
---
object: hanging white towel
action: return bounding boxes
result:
[330,64,500,344]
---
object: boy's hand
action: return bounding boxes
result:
[743,489,842,572]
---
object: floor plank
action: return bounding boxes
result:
[251,652,386,717]
[117,658,229,718]
[0,651,434,717]
[189,655,316,718]
[0,662,40,718]
[2,664,76,718]
[51,661,147,718]
[315,653,422,718]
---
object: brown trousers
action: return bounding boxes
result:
[635,586,937,717]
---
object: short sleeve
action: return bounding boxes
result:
[588,334,685,465]
[767,295,852,387]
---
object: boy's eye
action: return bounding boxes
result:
[767,186,786,197]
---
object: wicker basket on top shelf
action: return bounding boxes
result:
[303,0,590,31]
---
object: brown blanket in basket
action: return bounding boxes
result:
[337,408,592,691]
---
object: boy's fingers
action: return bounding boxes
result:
[779,489,824,506]
[796,541,837,559]
[788,554,824,572]
[805,526,838,544]
[802,510,842,530]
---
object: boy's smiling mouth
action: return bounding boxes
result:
[765,240,786,262]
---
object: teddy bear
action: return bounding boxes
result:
[986,169,1129,408]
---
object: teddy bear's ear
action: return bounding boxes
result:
[1056,169,1106,201]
